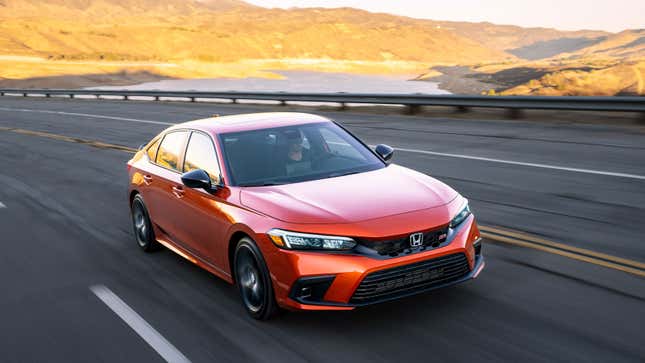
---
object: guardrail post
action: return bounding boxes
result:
[0,92,4,96]
[406,104,421,115]
[339,102,348,111]
[639,112,645,125]
[280,100,287,106]
[154,96,160,101]
[124,95,129,100]
[23,92,27,97]
[231,99,237,104]
[46,93,51,98]
[190,97,196,102]
[70,94,74,99]
[456,105,469,113]
[506,108,523,119]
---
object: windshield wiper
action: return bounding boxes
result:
[325,170,362,179]
[241,181,285,187]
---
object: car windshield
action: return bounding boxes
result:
[219,122,385,186]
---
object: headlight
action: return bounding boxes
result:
[267,229,356,250]
[449,202,471,229]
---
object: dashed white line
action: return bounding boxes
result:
[0,107,172,126]
[1,106,643,180]
[90,285,191,363]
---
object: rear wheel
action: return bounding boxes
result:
[131,194,159,252]
[234,237,279,320]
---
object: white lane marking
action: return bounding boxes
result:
[1,106,642,180]
[391,146,645,180]
[0,107,173,126]
[90,285,191,363]
[0,202,5,208]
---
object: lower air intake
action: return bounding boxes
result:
[350,253,470,304]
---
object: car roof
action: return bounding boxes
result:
[172,112,332,134]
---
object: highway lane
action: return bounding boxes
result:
[0,97,644,362]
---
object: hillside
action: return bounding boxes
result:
[475,30,645,96]
[553,29,645,60]
[0,0,252,17]
[0,1,512,64]
[417,25,644,96]
[500,59,644,96]
[430,21,609,60]
[0,0,642,96]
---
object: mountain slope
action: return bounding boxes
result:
[553,29,645,60]
[500,59,645,96]
[0,0,252,18]
[1,0,642,95]
[0,2,513,63]
[430,21,609,59]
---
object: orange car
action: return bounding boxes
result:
[127,112,484,320]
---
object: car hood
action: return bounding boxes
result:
[240,164,459,224]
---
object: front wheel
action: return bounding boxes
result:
[234,237,279,320]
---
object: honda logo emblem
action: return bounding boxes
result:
[410,232,423,247]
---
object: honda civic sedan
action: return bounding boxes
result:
[127,112,484,320]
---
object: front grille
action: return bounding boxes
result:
[356,226,449,257]
[350,253,470,304]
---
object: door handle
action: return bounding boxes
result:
[143,175,153,185]
[172,185,185,198]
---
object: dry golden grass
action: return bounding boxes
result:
[0,7,512,64]
[501,60,645,96]
[554,30,645,60]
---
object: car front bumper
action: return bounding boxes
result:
[290,254,484,309]
[263,215,483,311]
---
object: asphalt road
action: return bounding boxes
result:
[0,97,643,362]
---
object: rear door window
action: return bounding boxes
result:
[156,131,188,171]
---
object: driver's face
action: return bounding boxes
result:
[288,142,303,161]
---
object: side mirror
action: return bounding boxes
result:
[375,144,394,161]
[181,169,213,191]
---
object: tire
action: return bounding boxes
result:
[131,194,160,252]
[234,237,280,320]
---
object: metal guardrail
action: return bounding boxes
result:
[1,88,644,114]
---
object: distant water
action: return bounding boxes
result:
[91,70,449,94]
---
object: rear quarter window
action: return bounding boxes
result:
[146,138,161,161]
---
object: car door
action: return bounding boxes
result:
[145,130,190,245]
[173,130,230,271]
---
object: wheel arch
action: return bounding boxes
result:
[129,189,140,209]
[228,230,252,284]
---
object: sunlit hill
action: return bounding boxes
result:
[0,0,643,95]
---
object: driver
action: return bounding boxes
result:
[284,130,311,175]
[288,137,304,161]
